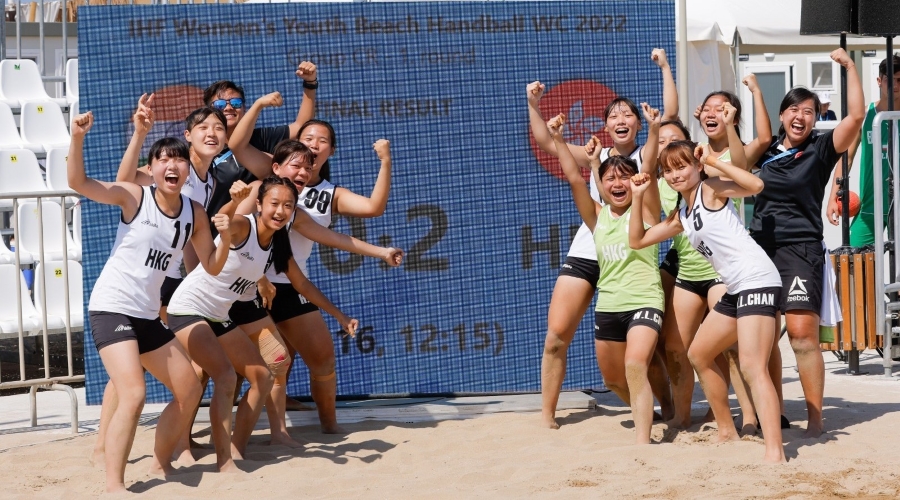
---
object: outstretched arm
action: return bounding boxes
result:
[831,48,866,153]
[191,182,250,275]
[287,61,318,139]
[548,114,600,230]
[292,208,403,266]
[67,112,142,217]
[639,103,662,223]
[116,94,154,186]
[741,74,773,165]
[629,173,683,248]
[285,258,358,336]
[527,81,592,167]
[652,49,679,121]
[333,139,392,217]
[230,92,283,180]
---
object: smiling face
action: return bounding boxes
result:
[779,98,817,147]
[662,158,703,196]
[184,113,227,159]
[298,124,334,174]
[150,152,190,196]
[604,102,640,146]
[257,184,297,232]
[699,94,730,140]
[212,87,245,130]
[658,123,688,153]
[272,153,313,193]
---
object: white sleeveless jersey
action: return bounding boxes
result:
[567,146,643,259]
[266,179,336,283]
[89,187,195,318]
[167,214,274,322]
[680,182,780,294]
[165,163,214,279]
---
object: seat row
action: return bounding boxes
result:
[0,58,76,111]
[0,101,73,154]
[0,262,84,338]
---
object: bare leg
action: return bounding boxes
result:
[219,325,276,458]
[539,275,595,429]
[278,311,344,434]
[96,341,146,494]
[173,322,240,473]
[724,347,758,434]
[663,286,707,428]
[785,310,824,437]
[91,380,117,468]
[172,363,205,465]
[595,339,629,405]
[688,310,741,444]
[736,314,785,463]
[623,326,660,444]
[141,339,203,476]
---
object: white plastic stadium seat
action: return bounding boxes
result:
[44,147,78,204]
[65,59,78,104]
[19,101,71,154]
[0,59,68,108]
[0,264,42,337]
[0,149,48,209]
[16,200,80,262]
[72,202,82,250]
[33,260,84,331]
[68,100,79,131]
[0,102,23,149]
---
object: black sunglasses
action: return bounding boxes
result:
[211,98,244,110]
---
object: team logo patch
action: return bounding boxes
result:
[787,276,809,302]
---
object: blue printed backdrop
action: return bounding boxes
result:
[79,2,675,404]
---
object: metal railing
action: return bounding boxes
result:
[871,111,899,379]
[0,189,82,434]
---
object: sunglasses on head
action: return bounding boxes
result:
[211,98,244,110]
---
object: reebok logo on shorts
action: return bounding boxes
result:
[632,309,662,326]
[787,276,810,302]
[114,324,133,332]
[737,292,775,308]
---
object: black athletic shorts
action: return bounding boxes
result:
[160,277,183,307]
[269,282,319,324]
[166,314,238,338]
[558,256,600,289]
[675,277,724,298]
[659,247,679,277]
[228,297,270,326]
[713,287,781,319]
[763,242,824,313]
[594,308,664,342]
[89,311,175,354]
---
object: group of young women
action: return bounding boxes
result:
[533,47,864,463]
[73,62,402,493]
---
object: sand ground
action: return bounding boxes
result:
[1,339,898,499]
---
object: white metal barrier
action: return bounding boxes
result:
[871,111,900,379]
[0,189,82,434]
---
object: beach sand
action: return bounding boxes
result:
[1,340,899,499]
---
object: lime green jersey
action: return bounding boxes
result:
[594,206,664,312]
[850,103,893,246]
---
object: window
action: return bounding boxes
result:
[808,58,838,91]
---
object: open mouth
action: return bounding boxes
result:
[705,120,719,132]
[614,127,630,140]
[163,172,179,188]
[610,187,627,202]
[293,179,306,190]
[272,214,287,227]
[790,122,805,135]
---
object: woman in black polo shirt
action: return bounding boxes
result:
[751,48,864,437]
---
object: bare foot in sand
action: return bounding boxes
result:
[172,447,197,466]
[664,417,691,430]
[321,423,347,434]
[539,415,560,429]
[217,459,246,475]
[89,449,105,469]
[269,433,307,448]
[763,453,787,464]
[713,429,741,444]
[148,457,180,477]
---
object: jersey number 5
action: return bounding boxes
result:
[692,211,703,231]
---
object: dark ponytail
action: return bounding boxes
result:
[257,175,299,275]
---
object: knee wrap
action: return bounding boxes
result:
[311,371,336,382]
[258,328,290,379]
